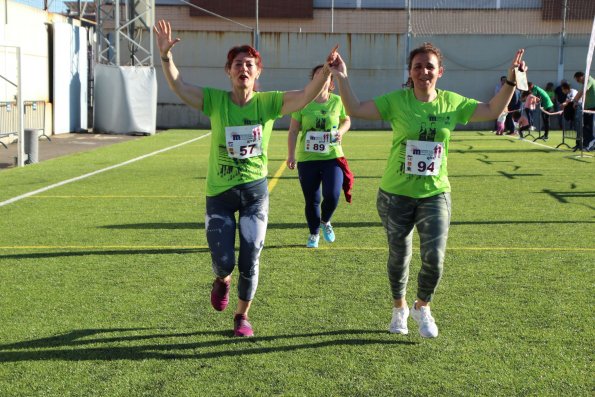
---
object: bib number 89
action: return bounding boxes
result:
[313,143,325,152]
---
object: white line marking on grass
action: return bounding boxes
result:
[512,137,563,151]
[0,245,593,252]
[511,136,594,157]
[268,161,287,193]
[0,133,211,208]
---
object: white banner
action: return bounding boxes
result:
[582,16,595,112]
[94,64,157,135]
[53,23,88,134]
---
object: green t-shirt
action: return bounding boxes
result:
[374,89,478,198]
[531,85,554,109]
[202,87,284,196]
[291,93,347,162]
[583,76,595,109]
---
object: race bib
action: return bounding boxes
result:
[305,130,335,153]
[225,124,263,159]
[405,140,444,176]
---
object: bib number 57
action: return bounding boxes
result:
[240,144,256,156]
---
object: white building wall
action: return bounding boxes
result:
[154,31,592,130]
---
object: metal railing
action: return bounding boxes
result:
[0,101,49,148]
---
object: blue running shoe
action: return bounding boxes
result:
[321,223,335,243]
[306,234,319,248]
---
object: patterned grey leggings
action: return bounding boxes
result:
[205,179,269,301]
[376,189,451,303]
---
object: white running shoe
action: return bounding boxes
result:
[389,306,409,335]
[410,302,439,338]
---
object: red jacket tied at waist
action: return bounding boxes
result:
[335,156,354,203]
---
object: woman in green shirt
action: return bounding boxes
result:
[287,65,351,248]
[154,20,337,337]
[329,43,527,338]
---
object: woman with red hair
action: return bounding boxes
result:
[154,20,337,337]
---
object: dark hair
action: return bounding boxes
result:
[528,82,534,89]
[545,82,554,90]
[310,64,325,80]
[512,111,522,121]
[408,42,443,71]
[561,82,570,90]
[574,71,585,79]
[225,45,262,70]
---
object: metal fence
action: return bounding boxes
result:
[0,101,47,147]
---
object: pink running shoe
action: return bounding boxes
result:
[210,278,230,311]
[233,313,254,337]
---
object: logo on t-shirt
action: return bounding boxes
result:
[243,118,263,126]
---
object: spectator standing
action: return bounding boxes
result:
[528,82,555,140]
[505,88,521,135]
[555,80,569,130]
[521,90,537,129]
[560,82,580,150]
[572,71,595,151]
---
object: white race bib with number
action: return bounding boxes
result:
[225,124,263,159]
[305,131,333,154]
[405,140,444,176]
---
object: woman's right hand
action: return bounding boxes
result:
[329,52,348,79]
[286,156,296,170]
[153,19,181,57]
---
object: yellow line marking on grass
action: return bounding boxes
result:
[268,161,287,193]
[0,245,209,250]
[0,133,211,208]
[0,245,593,252]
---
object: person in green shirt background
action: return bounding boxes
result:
[287,64,352,248]
[329,42,527,338]
[572,71,595,151]
[154,19,338,337]
[528,81,554,140]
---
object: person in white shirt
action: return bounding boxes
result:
[560,82,581,151]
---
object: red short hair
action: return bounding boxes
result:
[225,45,262,70]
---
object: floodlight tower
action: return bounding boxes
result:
[95,0,155,66]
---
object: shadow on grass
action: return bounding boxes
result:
[0,248,211,260]
[0,328,416,362]
[100,222,388,230]
[542,190,595,203]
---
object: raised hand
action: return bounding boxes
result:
[328,52,348,79]
[153,19,181,57]
[509,49,527,76]
[327,44,339,66]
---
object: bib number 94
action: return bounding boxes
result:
[405,140,443,176]
[417,161,435,173]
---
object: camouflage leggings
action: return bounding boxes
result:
[376,189,451,303]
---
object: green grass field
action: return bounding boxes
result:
[0,129,593,396]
